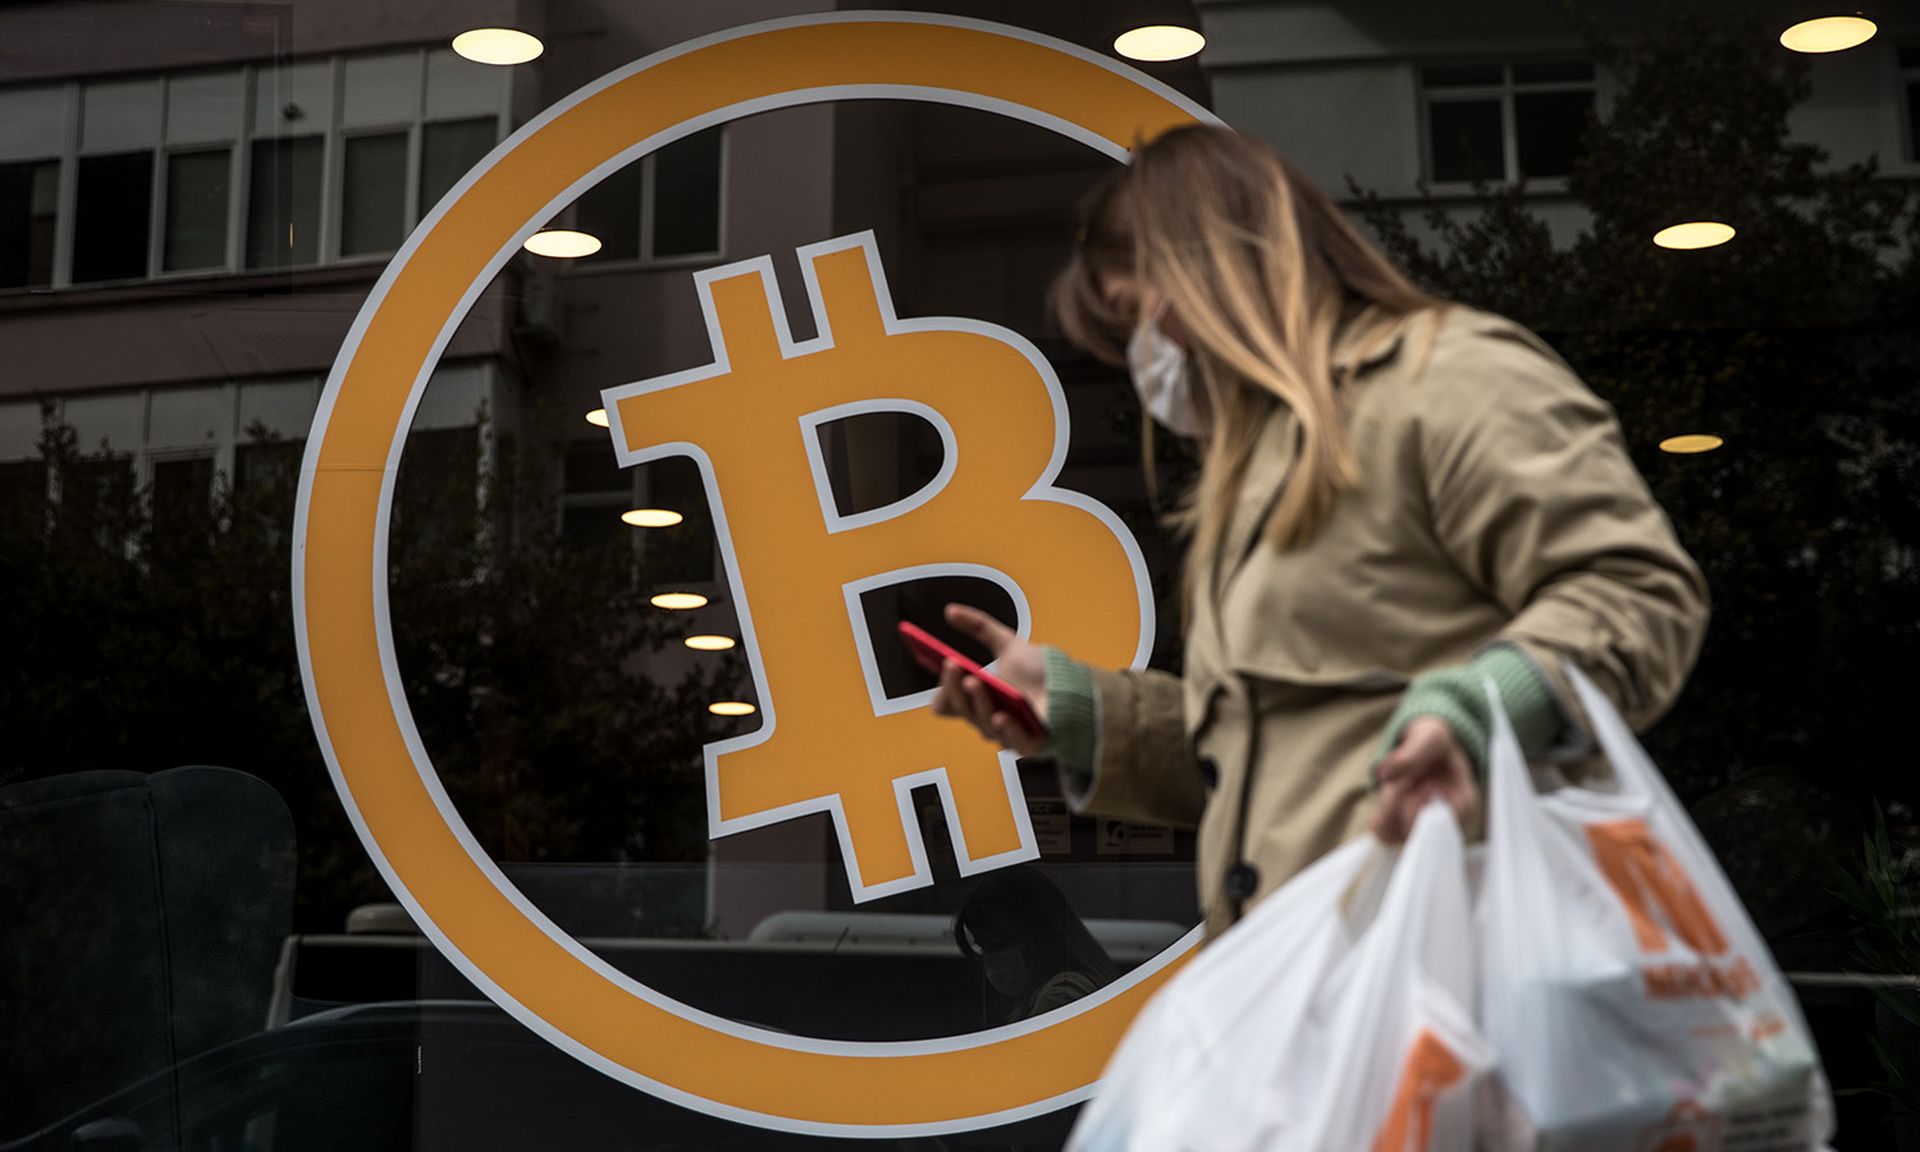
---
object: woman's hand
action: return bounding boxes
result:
[1370,716,1481,844]
[927,603,1050,758]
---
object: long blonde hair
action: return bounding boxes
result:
[1051,125,1440,588]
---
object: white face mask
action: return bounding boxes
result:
[1125,299,1206,438]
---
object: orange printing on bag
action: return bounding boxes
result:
[1587,819,1759,1002]
[1369,1029,1467,1152]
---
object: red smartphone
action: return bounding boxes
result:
[897,620,1048,738]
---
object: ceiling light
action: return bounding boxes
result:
[651,592,708,610]
[621,508,683,528]
[1113,25,1206,62]
[1660,434,1725,455]
[523,229,602,258]
[685,635,737,652]
[708,701,757,717]
[585,408,609,428]
[452,28,544,66]
[1779,15,1876,53]
[1653,221,1735,250]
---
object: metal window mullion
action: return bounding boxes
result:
[235,64,258,272]
[149,80,169,279]
[1500,83,1520,183]
[405,48,426,232]
[317,56,343,266]
[52,82,79,289]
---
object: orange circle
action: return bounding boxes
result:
[297,13,1205,1135]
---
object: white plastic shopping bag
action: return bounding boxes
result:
[1479,663,1834,1151]
[1069,803,1493,1152]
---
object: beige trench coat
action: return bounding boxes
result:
[1070,306,1710,937]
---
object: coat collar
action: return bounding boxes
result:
[1329,307,1418,378]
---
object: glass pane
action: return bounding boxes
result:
[1427,98,1504,183]
[341,132,408,257]
[1515,89,1595,179]
[0,458,47,536]
[1511,59,1594,85]
[150,455,214,537]
[1420,63,1501,88]
[573,160,641,262]
[0,160,58,289]
[1910,81,1920,162]
[564,441,626,496]
[560,503,626,555]
[245,136,322,270]
[163,148,230,272]
[650,128,722,258]
[393,426,478,559]
[638,455,712,585]
[73,151,154,283]
[418,117,495,218]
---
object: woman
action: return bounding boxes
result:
[930,124,1709,938]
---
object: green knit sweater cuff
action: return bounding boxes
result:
[1378,645,1563,779]
[1042,646,1099,784]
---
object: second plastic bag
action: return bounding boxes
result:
[1068,802,1493,1152]
[1479,663,1833,1151]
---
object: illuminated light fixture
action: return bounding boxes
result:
[1113,24,1205,61]
[708,701,757,717]
[452,28,544,66]
[523,228,601,258]
[685,634,737,652]
[1652,221,1736,250]
[621,508,683,528]
[651,592,708,611]
[1660,434,1725,455]
[585,408,609,428]
[1778,15,1876,53]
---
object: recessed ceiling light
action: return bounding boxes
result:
[1653,221,1736,250]
[685,635,737,652]
[1779,15,1876,53]
[708,701,757,717]
[452,28,544,66]
[523,228,601,258]
[1113,25,1206,62]
[621,508,683,528]
[651,592,709,611]
[585,408,609,427]
[1660,434,1725,454]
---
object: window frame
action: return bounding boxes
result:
[0,49,514,295]
[1417,58,1598,192]
[1898,44,1920,167]
[559,126,731,275]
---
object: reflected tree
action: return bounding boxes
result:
[1349,16,1920,965]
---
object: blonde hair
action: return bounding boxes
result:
[1051,125,1441,593]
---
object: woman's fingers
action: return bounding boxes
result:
[944,602,1016,657]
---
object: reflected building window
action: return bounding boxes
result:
[73,152,154,283]
[1903,46,1919,162]
[245,135,323,270]
[572,126,726,264]
[340,132,408,258]
[1421,60,1596,184]
[162,148,232,272]
[418,116,497,220]
[0,160,57,289]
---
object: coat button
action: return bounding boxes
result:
[1197,756,1219,789]
[1224,862,1260,901]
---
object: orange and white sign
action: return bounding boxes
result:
[607,231,1151,901]
[295,11,1214,1136]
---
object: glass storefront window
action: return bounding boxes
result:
[3,3,1917,1148]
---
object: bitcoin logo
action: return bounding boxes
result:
[604,232,1152,899]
